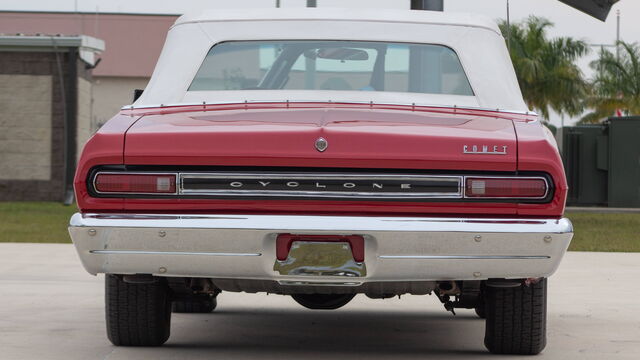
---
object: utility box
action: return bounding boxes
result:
[607,117,640,207]
[562,125,608,206]
[562,117,640,208]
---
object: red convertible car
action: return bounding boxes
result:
[69,8,573,355]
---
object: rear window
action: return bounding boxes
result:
[189,40,474,96]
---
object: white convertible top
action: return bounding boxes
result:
[174,8,502,33]
[134,8,528,113]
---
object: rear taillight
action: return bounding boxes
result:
[94,173,177,194]
[464,177,548,199]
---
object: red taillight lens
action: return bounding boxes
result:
[94,174,176,194]
[465,178,547,199]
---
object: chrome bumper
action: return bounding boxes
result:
[68,213,573,282]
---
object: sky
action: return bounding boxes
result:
[1,0,638,126]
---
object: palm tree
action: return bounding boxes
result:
[499,17,590,120]
[581,41,640,123]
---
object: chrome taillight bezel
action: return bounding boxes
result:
[88,167,554,203]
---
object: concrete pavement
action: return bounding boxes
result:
[0,243,639,359]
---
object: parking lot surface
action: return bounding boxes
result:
[0,243,638,359]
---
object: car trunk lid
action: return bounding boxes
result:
[123,107,517,171]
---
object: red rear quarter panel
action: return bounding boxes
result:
[514,121,568,217]
[74,114,141,212]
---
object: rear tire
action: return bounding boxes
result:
[291,293,356,310]
[484,278,547,355]
[105,274,172,346]
[172,296,217,313]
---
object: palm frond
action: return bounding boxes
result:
[589,41,640,116]
[498,17,589,120]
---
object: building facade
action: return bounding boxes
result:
[0,11,176,201]
[0,11,177,126]
[0,35,103,201]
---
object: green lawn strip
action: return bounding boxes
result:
[0,202,638,251]
[0,202,76,243]
[566,212,640,252]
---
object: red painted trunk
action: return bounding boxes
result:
[124,107,517,171]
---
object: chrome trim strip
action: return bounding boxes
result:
[178,191,460,199]
[90,171,553,201]
[179,172,462,199]
[70,213,574,234]
[89,250,262,257]
[180,172,462,180]
[122,100,538,117]
[277,281,363,286]
[378,255,551,260]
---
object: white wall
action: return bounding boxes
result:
[0,74,52,180]
[93,76,149,127]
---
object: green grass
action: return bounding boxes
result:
[0,202,76,243]
[566,212,640,252]
[0,202,638,251]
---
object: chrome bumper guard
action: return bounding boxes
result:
[68,213,573,282]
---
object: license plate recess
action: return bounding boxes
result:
[273,234,366,277]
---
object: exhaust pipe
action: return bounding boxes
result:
[437,281,459,295]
